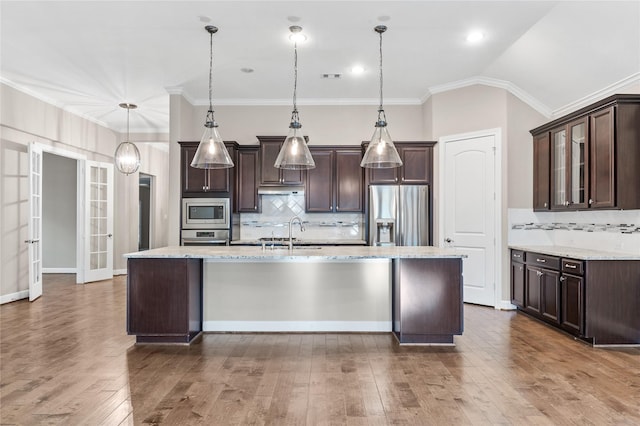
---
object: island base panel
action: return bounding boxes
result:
[393,332,455,345]
[135,332,202,345]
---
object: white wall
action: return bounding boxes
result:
[0,83,170,301]
[42,153,77,269]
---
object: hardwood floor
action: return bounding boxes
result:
[1,274,639,425]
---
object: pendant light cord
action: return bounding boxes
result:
[126,106,130,142]
[291,40,300,125]
[206,27,216,127]
[376,27,387,125]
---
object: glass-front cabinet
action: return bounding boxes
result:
[550,118,588,210]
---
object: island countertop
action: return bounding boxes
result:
[124,245,466,260]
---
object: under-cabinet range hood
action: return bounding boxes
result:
[257,186,305,195]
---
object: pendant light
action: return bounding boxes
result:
[191,25,234,169]
[360,25,402,169]
[274,26,315,170]
[114,103,141,175]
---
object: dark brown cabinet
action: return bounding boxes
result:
[306,147,363,213]
[531,94,640,211]
[179,141,238,197]
[532,133,550,211]
[236,146,260,212]
[510,250,525,308]
[511,248,640,345]
[363,142,435,185]
[127,258,202,344]
[257,136,304,186]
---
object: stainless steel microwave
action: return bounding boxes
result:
[182,198,230,229]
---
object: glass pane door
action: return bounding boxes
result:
[552,128,567,208]
[569,119,588,208]
[84,161,113,282]
[28,143,43,301]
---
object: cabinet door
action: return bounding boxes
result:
[511,260,525,308]
[533,133,550,210]
[550,126,568,209]
[560,273,583,335]
[567,118,588,209]
[525,266,542,314]
[182,144,208,194]
[400,146,432,184]
[540,269,560,324]
[260,141,283,185]
[335,150,363,212]
[306,150,334,212]
[368,167,398,184]
[589,107,615,208]
[237,148,260,212]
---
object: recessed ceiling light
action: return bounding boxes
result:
[287,16,301,23]
[466,31,484,43]
[378,15,391,22]
[351,66,365,75]
[240,68,254,73]
[198,15,211,23]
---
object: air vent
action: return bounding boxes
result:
[321,73,342,79]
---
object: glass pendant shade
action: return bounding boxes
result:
[274,124,315,169]
[191,124,233,169]
[114,140,141,175]
[360,124,402,168]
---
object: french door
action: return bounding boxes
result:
[27,143,43,301]
[83,161,114,282]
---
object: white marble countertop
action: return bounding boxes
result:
[509,245,640,260]
[230,239,367,246]
[124,245,465,260]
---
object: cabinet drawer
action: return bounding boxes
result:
[526,252,560,270]
[561,259,584,275]
[511,250,525,262]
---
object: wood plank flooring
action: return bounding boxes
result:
[1,274,639,425]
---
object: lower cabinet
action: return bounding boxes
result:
[127,258,202,344]
[510,249,640,345]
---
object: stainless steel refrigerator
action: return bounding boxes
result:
[369,185,430,246]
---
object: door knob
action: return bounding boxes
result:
[445,238,453,243]
[107,234,113,238]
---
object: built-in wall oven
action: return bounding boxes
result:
[181,229,229,246]
[181,198,231,246]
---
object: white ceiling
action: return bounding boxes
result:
[1,1,639,134]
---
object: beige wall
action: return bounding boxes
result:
[0,83,170,301]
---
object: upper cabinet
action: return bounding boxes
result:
[306,147,363,213]
[362,142,436,185]
[179,141,238,198]
[531,95,640,211]
[257,136,305,186]
[236,146,260,213]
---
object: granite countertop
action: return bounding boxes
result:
[124,245,465,260]
[230,239,368,246]
[509,245,640,260]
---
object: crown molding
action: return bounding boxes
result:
[426,76,553,118]
[184,97,423,107]
[551,72,640,118]
[1,77,112,128]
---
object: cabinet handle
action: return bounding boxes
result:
[536,258,546,263]
[543,202,548,208]
[589,199,594,205]
[513,254,521,258]
[560,276,566,282]
[565,263,577,269]
[564,201,570,206]
[536,271,543,277]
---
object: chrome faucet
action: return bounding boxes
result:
[288,216,305,250]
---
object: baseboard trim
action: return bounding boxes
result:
[203,320,392,333]
[495,300,517,310]
[43,268,76,274]
[1,290,29,305]
[113,269,127,276]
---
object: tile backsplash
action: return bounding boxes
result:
[509,208,640,254]
[239,194,365,241]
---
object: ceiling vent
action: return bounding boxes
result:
[321,73,342,79]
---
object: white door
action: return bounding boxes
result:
[27,143,43,301]
[443,134,496,306]
[83,161,114,282]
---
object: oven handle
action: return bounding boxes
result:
[181,238,228,244]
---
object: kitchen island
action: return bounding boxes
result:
[124,246,465,345]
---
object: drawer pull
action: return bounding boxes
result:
[536,258,546,263]
[565,263,577,269]
[513,254,521,258]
